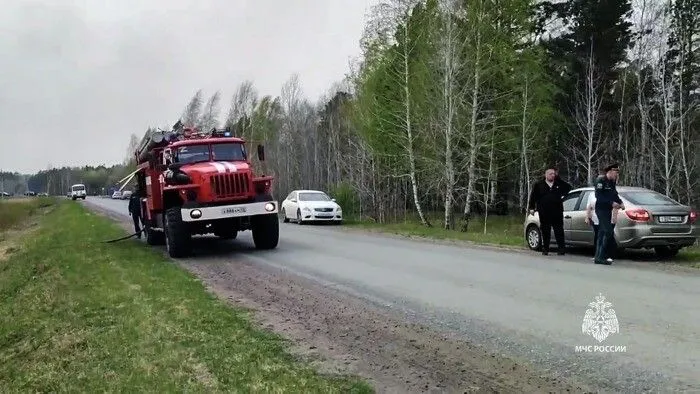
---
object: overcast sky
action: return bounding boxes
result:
[0,0,379,174]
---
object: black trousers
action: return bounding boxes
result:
[594,207,614,261]
[131,212,142,235]
[592,223,617,258]
[540,211,565,251]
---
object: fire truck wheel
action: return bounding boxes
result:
[164,207,192,257]
[252,213,279,250]
[145,224,165,245]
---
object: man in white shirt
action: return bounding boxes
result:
[585,192,619,262]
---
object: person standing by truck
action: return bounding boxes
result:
[593,163,624,265]
[128,187,143,239]
[528,166,573,255]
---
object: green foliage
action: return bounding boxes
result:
[329,182,360,217]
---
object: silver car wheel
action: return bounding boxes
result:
[527,227,540,249]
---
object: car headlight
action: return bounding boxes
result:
[336,207,342,212]
[303,207,311,212]
[190,209,202,219]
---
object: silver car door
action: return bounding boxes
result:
[568,190,594,244]
[562,191,582,243]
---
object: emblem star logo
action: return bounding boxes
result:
[582,293,620,343]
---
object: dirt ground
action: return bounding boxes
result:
[86,202,594,393]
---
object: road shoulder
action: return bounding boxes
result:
[335,222,700,274]
[83,198,595,393]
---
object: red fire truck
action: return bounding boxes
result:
[132,121,279,257]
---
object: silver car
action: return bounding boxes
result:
[524,186,699,258]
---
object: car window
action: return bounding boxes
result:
[620,191,677,205]
[286,192,296,200]
[576,191,592,211]
[298,192,331,202]
[562,191,582,211]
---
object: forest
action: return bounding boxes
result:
[18,0,699,231]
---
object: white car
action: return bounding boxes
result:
[280,190,342,224]
[111,191,122,199]
[70,184,87,200]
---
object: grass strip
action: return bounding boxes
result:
[0,201,371,393]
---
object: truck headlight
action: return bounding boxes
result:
[264,203,275,212]
[190,209,202,219]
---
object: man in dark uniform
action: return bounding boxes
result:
[593,163,624,265]
[128,187,143,239]
[528,166,573,255]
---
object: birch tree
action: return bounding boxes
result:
[573,50,604,185]
[225,80,258,139]
[181,89,204,127]
[198,91,221,132]
[433,0,464,229]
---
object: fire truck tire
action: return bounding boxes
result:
[164,207,192,257]
[145,225,165,245]
[251,213,279,250]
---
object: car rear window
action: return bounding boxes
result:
[620,191,677,205]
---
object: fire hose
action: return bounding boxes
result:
[102,228,145,243]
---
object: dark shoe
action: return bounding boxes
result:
[594,259,609,265]
[542,250,549,256]
[557,250,565,255]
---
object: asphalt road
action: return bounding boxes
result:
[84,196,700,392]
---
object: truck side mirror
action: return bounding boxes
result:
[257,144,265,161]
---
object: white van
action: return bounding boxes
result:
[70,184,87,200]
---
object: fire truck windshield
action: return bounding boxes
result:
[175,145,210,164]
[212,142,246,161]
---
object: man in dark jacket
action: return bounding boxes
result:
[128,188,143,239]
[593,163,624,265]
[528,166,573,255]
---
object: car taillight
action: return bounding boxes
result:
[690,210,697,224]
[625,208,650,222]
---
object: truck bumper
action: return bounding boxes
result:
[181,201,278,222]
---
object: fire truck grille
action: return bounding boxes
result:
[211,173,250,198]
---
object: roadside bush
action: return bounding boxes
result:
[329,182,359,218]
[0,197,55,230]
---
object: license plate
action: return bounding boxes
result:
[658,216,682,223]
[222,206,246,215]
[315,213,333,217]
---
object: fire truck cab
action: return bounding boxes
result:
[134,123,279,258]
